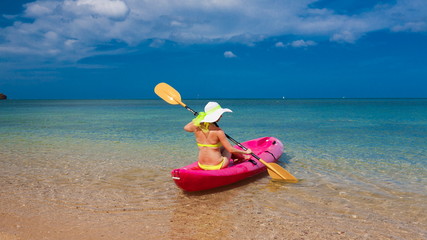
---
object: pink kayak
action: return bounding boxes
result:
[171,136,284,192]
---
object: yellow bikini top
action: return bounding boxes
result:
[193,107,222,147]
[197,142,222,148]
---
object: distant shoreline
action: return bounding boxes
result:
[2,97,427,101]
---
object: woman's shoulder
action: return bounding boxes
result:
[210,127,225,136]
[209,124,222,131]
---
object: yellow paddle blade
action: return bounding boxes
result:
[260,159,298,183]
[154,82,185,107]
[267,168,284,180]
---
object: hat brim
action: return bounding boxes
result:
[200,108,232,123]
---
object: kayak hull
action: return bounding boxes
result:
[171,136,284,192]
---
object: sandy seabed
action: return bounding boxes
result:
[1,171,426,240]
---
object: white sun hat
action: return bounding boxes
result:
[200,102,232,123]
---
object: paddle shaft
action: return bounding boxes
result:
[154,82,298,181]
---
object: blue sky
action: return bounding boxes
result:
[0,0,426,99]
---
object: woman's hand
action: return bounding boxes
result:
[232,149,253,162]
[243,148,252,155]
[241,149,253,160]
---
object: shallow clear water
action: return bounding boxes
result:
[1,99,426,239]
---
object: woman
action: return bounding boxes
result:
[184,102,252,170]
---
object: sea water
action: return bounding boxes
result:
[0,99,426,239]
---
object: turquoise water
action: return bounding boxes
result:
[1,99,426,239]
[1,99,426,193]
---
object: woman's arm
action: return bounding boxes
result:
[184,121,197,132]
[217,130,252,155]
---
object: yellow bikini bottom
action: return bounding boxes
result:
[198,158,225,170]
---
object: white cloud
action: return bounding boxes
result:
[331,31,359,43]
[392,22,427,32]
[74,0,130,20]
[149,39,165,48]
[224,51,237,58]
[275,40,317,48]
[65,39,78,47]
[275,42,286,48]
[25,2,54,17]
[290,40,317,47]
[0,0,426,61]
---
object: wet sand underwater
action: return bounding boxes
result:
[1,99,426,239]
[0,152,425,240]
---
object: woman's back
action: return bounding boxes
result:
[194,125,224,165]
